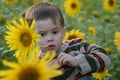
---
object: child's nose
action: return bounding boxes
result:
[47,34,53,42]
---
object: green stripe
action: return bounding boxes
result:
[64,42,84,53]
[86,54,100,72]
[94,47,107,54]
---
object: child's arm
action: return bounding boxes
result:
[58,38,111,75]
[74,42,111,74]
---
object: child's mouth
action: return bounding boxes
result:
[47,45,55,50]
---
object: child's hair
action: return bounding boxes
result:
[25,2,64,27]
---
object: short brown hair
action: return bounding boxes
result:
[25,2,64,27]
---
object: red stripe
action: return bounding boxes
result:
[87,48,105,71]
[69,39,83,46]
[87,48,92,54]
[91,53,105,72]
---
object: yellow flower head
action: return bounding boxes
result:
[105,47,111,53]
[64,0,82,17]
[5,0,18,4]
[103,0,116,12]
[0,51,63,80]
[89,39,95,44]
[114,32,120,52]
[92,70,108,80]
[4,17,40,58]
[88,26,96,36]
[33,0,40,3]
[63,29,85,41]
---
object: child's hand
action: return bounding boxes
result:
[57,52,79,67]
[48,59,63,70]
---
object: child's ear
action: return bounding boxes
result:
[63,27,66,33]
[63,27,66,38]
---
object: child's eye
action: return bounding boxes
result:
[40,33,46,37]
[53,31,59,34]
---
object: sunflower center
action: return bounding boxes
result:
[7,0,13,2]
[90,30,94,34]
[109,0,114,6]
[68,35,77,40]
[19,66,39,80]
[20,32,32,47]
[71,3,76,9]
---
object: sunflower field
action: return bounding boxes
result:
[0,0,120,80]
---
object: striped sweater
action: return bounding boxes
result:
[40,38,111,80]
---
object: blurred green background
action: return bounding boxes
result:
[0,0,120,80]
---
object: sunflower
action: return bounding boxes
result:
[63,29,85,41]
[64,0,82,17]
[4,17,40,58]
[5,0,18,4]
[105,47,111,54]
[0,51,63,80]
[114,32,120,52]
[88,26,96,36]
[89,39,95,44]
[103,0,116,12]
[33,0,40,3]
[92,70,108,80]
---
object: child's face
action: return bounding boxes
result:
[34,18,66,52]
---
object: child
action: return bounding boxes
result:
[25,2,111,80]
